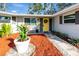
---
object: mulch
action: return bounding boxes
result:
[0,33,63,56]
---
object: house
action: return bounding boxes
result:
[0,4,79,39]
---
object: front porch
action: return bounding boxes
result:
[11,17,53,34]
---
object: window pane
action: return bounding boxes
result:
[64,14,75,23]
[30,18,36,25]
[24,18,30,25]
[0,16,10,23]
[64,19,75,23]
[64,14,75,20]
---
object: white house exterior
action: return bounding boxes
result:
[0,4,79,39]
[53,4,79,39]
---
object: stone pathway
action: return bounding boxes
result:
[46,33,79,56]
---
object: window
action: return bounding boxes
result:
[30,18,36,25]
[12,16,16,21]
[64,14,75,23]
[24,18,30,25]
[0,16,11,23]
[24,18,36,25]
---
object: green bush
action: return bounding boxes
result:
[53,31,69,41]
[1,23,11,36]
[69,39,77,45]
[0,29,3,37]
[52,31,79,46]
[69,39,79,45]
[17,24,28,41]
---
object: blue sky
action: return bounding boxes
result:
[6,3,58,14]
[6,3,31,14]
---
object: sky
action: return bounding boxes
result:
[6,3,31,14]
[6,3,58,14]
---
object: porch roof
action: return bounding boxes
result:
[52,4,79,17]
[0,11,53,17]
[0,4,79,17]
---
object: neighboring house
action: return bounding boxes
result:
[0,4,79,39]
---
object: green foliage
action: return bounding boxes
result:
[28,3,55,14]
[17,24,28,41]
[0,23,11,37]
[57,3,75,11]
[1,23,11,36]
[53,31,69,39]
[69,39,79,45]
[53,31,69,41]
[53,31,79,46]
[0,29,3,37]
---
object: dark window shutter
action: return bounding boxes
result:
[75,11,79,24]
[59,16,62,24]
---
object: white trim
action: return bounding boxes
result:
[52,4,79,17]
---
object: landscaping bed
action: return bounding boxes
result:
[29,34,63,56]
[0,33,19,56]
[0,33,63,56]
[52,31,79,49]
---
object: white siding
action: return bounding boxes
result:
[16,16,24,25]
[53,10,79,39]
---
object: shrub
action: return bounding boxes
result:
[52,31,79,47]
[52,31,69,42]
[69,39,77,45]
[17,24,28,41]
[0,29,3,37]
[1,23,11,37]
[69,39,79,45]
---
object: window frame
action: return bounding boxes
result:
[63,13,75,24]
[24,18,36,25]
[0,16,11,23]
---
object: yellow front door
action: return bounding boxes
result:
[43,18,49,32]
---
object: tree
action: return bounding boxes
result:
[0,3,6,11]
[57,3,75,11]
[28,3,56,14]
[28,3,43,14]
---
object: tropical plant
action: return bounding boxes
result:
[0,29,3,37]
[17,24,28,41]
[1,23,11,37]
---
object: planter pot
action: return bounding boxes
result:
[14,37,30,54]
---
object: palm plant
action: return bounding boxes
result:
[17,24,28,41]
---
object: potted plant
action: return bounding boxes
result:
[14,24,30,54]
